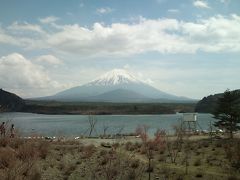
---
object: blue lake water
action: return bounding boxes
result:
[0,113,216,137]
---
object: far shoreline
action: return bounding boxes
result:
[3,111,203,116]
[18,100,197,115]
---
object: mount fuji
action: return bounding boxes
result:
[44,69,192,102]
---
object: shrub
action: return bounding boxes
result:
[158,155,166,162]
[99,149,108,156]
[0,147,17,168]
[146,166,153,173]
[112,142,119,149]
[139,146,147,154]
[159,149,165,154]
[134,142,141,149]
[176,175,184,180]
[82,144,96,158]
[126,169,136,179]
[228,175,239,180]
[64,164,76,177]
[201,141,209,148]
[195,173,203,178]
[195,151,201,156]
[38,140,49,159]
[25,166,41,180]
[130,159,140,169]
[193,158,202,166]
[215,141,222,148]
[29,169,41,180]
[125,142,135,151]
[0,138,8,147]
[9,138,25,149]
[17,142,36,161]
[100,157,108,165]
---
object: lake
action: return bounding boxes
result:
[0,113,216,137]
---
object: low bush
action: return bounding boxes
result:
[17,141,36,161]
[228,175,239,180]
[125,142,135,151]
[82,144,96,158]
[158,155,166,162]
[9,138,25,149]
[130,159,140,169]
[0,138,47,180]
[215,141,222,148]
[201,141,209,148]
[195,173,203,178]
[0,138,8,147]
[38,140,49,159]
[193,158,202,166]
[0,147,17,168]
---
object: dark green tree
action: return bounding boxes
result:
[213,90,240,138]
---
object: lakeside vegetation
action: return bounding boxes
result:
[23,100,196,115]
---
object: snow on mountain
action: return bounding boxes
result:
[41,69,192,102]
[87,69,140,86]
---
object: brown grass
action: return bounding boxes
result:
[0,137,50,180]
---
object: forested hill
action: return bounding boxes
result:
[0,89,25,112]
[195,89,240,113]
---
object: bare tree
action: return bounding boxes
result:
[165,125,184,164]
[209,119,214,142]
[114,125,125,139]
[135,125,166,180]
[84,114,98,137]
[183,134,191,175]
[102,123,109,137]
[135,125,149,143]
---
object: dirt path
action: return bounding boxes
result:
[72,134,210,146]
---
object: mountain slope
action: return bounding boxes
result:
[87,89,151,102]
[0,89,25,112]
[44,69,192,102]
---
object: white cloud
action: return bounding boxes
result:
[35,55,63,65]
[0,27,20,45]
[8,22,45,34]
[39,16,59,24]
[193,0,210,9]
[96,7,113,14]
[181,14,240,52]
[0,53,63,97]
[1,14,240,56]
[46,15,240,56]
[2,22,48,49]
[46,19,193,56]
[144,78,155,85]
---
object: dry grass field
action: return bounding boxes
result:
[0,132,240,180]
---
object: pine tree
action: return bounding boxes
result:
[213,90,240,138]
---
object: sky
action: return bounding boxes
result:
[0,0,240,99]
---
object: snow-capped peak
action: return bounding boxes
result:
[87,69,141,86]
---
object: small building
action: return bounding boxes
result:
[181,113,201,134]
